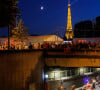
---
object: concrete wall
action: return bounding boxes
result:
[0,51,44,90]
[1,50,100,90]
[45,57,100,67]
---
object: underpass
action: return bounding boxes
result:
[0,49,100,90]
[44,49,100,90]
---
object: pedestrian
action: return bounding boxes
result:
[71,85,75,90]
[86,82,91,90]
[91,78,96,90]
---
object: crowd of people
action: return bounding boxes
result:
[75,76,100,90]
[57,76,100,90]
[28,41,97,49]
[0,41,99,50]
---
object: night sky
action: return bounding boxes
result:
[0,0,100,37]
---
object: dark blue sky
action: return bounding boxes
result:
[0,0,100,36]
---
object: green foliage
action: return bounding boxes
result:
[12,19,29,41]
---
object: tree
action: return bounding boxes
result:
[12,19,29,41]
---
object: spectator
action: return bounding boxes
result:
[32,44,34,49]
[29,43,32,49]
[37,43,41,49]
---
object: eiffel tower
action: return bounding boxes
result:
[65,0,74,40]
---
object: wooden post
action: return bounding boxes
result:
[8,24,10,50]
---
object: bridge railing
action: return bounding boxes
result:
[43,48,100,57]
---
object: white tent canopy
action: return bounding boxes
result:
[28,35,63,44]
[0,35,63,49]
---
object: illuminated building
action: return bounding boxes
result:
[65,1,73,40]
[0,35,63,50]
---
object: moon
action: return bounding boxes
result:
[40,6,44,10]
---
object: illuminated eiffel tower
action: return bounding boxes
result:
[65,0,73,40]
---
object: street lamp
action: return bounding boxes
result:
[57,25,66,43]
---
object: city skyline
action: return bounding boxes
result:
[0,0,100,36]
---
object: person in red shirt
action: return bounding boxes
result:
[71,85,75,90]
